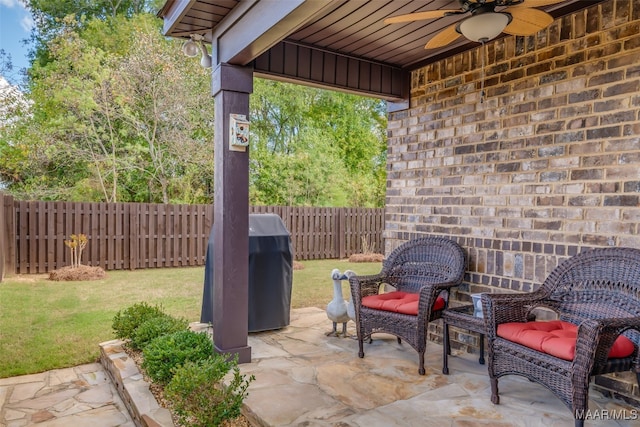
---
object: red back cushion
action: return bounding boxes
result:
[497,320,636,361]
[362,291,445,315]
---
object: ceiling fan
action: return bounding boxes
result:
[385,0,565,49]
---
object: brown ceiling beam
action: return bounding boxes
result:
[211,0,333,66]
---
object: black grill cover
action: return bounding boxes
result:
[201,214,293,332]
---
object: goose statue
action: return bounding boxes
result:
[326,269,350,337]
[342,269,359,339]
[342,269,357,323]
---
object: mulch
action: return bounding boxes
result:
[48,265,106,281]
[348,253,384,263]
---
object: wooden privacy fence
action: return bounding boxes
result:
[0,193,384,275]
[251,205,383,261]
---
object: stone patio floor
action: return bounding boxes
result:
[0,363,133,427]
[241,307,638,426]
[2,306,638,426]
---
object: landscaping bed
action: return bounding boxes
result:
[123,345,251,427]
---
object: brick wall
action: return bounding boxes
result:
[385,0,639,401]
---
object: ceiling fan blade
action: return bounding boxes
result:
[384,10,457,24]
[425,24,463,49]
[503,8,554,35]
[507,0,565,9]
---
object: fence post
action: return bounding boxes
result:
[334,207,341,259]
[129,203,139,270]
[0,192,16,280]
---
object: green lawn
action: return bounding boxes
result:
[0,259,380,378]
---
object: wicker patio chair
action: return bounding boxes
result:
[349,236,466,375]
[482,247,640,427]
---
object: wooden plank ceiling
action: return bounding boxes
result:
[159,0,604,100]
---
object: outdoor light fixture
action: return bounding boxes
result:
[456,11,511,104]
[456,12,512,43]
[182,40,200,57]
[182,34,212,68]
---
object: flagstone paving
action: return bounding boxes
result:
[0,363,133,427]
[2,307,638,426]
[238,307,639,426]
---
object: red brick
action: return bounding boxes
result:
[603,81,640,97]
[568,89,600,103]
[586,126,622,139]
[608,52,640,69]
[570,169,603,180]
[588,71,625,86]
[594,98,629,112]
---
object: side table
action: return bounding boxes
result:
[442,304,485,375]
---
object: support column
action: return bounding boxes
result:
[212,63,253,363]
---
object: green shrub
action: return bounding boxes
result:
[112,302,166,340]
[142,330,212,383]
[130,314,188,350]
[165,356,254,427]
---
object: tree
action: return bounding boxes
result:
[1,14,214,203]
[112,18,214,203]
[0,50,15,83]
[2,6,387,206]
[25,17,124,201]
[249,79,387,207]
[24,0,164,68]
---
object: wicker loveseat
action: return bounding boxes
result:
[349,236,466,375]
[482,247,640,427]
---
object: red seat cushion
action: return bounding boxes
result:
[361,291,445,315]
[497,320,636,361]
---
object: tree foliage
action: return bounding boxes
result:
[1,6,386,207]
[250,79,386,207]
[24,0,163,68]
[1,14,213,203]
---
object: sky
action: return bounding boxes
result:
[0,0,34,83]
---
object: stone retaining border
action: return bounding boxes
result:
[99,339,174,427]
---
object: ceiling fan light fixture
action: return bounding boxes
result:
[457,12,512,43]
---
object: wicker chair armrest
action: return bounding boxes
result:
[349,273,387,306]
[430,279,462,291]
[482,290,548,339]
[574,317,640,372]
[416,279,460,322]
[593,317,640,330]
